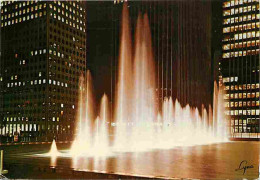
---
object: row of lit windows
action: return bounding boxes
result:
[50,11,85,27]
[223,49,259,58]
[232,127,258,133]
[49,49,65,58]
[31,49,47,56]
[6,79,68,88]
[223,4,259,16]
[48,79,68,87]
[224,83,260,90]
[7,79,45,88]
[1,5,46,20]
[1,2,46,13]
[225,101,260,107]
[1,1,84,11]
[0,124,59,135]
[223,30,260,41]
[225,109,260,116]
[3,115,69,121]
[223,40,260,50]
[50,13,85,32]
[49,4,85,20]
[234,31,259,40]
[2,1,43,8]
[223,14,260,25]
[1,12,46,27]
[52,1,85,12]
[0,124,73,135]
[223,77,238,82]
[50,11,84,25]
[223,0,259,8]
[223,22,260,33]
[224,92,260,99]
[231,118,259,125]
[1,2,84,16]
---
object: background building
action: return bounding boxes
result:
[221,0,259,138]
[0,1,86,142]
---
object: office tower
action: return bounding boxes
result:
[0,1,86,142]
[112,1,212,113]
[221,0,259,138]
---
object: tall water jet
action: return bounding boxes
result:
[84,70,95,147]
[213,81,227,138]
[130,13,157,150]
[93,94,110,153]
[114,3,133,150]
[71,71,95,156]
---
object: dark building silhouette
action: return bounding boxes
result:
[221,0,259,138]
[0,1,86,142]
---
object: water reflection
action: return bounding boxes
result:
[45,142,258,179]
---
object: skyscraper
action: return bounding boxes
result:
[221,0,259,139]
[0,1,86,142]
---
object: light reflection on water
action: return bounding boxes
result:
[42,142,260,179]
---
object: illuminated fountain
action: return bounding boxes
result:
[70,71,112,157]
[111,4,227,151]
[48,139,60,157]
[47,3,227,159]
[93,94,110,154]
[48,139,60,166]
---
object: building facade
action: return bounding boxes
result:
[221,0,259,138]
[0,1,86,142]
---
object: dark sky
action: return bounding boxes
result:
[86,1,115,107]
[86,0,223,108]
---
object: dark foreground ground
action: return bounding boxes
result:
[5,164,171,179]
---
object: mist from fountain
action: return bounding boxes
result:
[93,94,110,153]
[48,3,227,158]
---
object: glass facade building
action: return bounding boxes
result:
[0,1,86,142]
[221,0,260,138]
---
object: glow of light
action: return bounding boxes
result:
[48,139,60,157]
[46,3,228,160]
